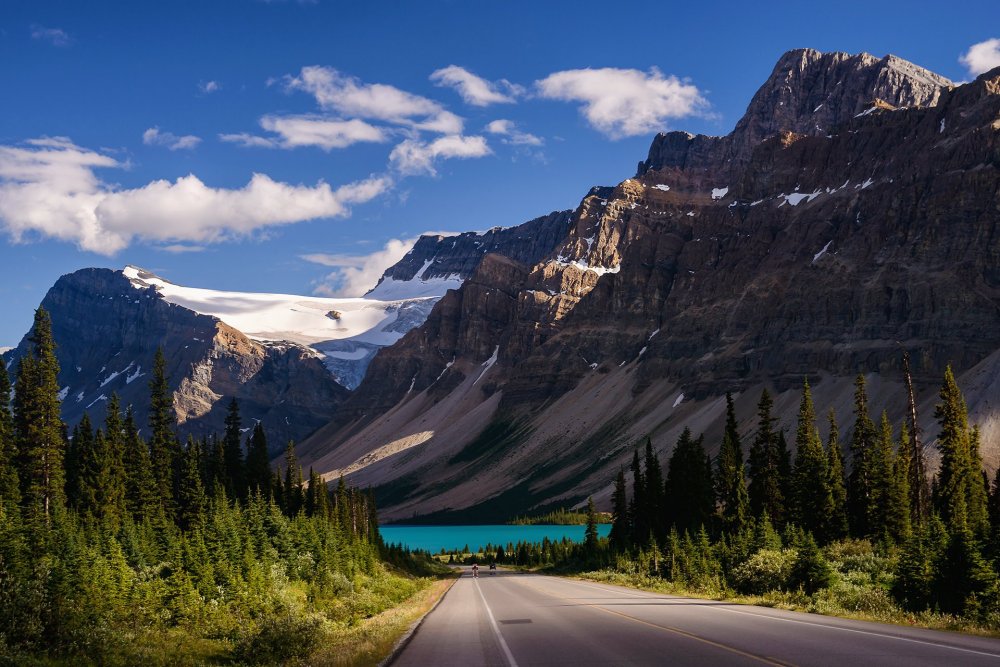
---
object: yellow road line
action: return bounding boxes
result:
[515,578,794,667]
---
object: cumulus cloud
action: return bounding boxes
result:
[220,115,388,150]
[485,119,543,146]
[31,25,72,47]
[143,127,202,151]
[535,67,706,138]
[430,65,521,106]
[304,237,419,297]
[960,38,1000,76]
[0,137,391,255]
[389,135,491,176]
[199,80,221,94]
[285,66,463,134]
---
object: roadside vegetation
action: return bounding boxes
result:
[447,365,1000,635]
[0,308,449,666]
[508,506,611,525]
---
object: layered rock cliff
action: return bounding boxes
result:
[298,50,1000,521]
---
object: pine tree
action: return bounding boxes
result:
[967,425,990,540]
[642,438,665,540]
[825,409,849,540]
[868,412,896,541]
[148,348,180,519]
[664,427,714,535]
[177,436,207,531]
[13,308,66,528]
[283,441,304,516]
[748,389,784,525]
[0,357,18,506]
[847,374,877,537]
[792,379,834,541]
[789,533,833,594]
[123,405,159,521]
[584,496,600,558]
[716,392,750,535]
[65,413,94,510]
[101,394,127,529]
[901,351,929,526]
[933,366,988,536]
[628,448,645,545]
[222,399,246,501]
[245,421,270,498]
[886,424,913,544]
[609,468,630,551]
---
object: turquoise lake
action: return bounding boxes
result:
[379,524,611,553]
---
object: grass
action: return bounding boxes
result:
[569,569,1000,639]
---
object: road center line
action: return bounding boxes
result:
[517,578,787,666]
[473,577,520,667]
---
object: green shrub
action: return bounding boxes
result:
[730,549,795,595]
[235,609,325,665]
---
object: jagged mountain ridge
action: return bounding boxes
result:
[297,49,1000,521]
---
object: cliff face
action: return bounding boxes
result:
[5,269,349,454]
[297,51,1000,521]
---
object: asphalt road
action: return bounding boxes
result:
[392,567,1000,666]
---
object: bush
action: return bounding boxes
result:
[235,609,325,665]
[789,536,833,595]
[730,549,795,595]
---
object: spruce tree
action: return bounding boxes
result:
[868,412,896,541]
[847,374,877,537]
[825,409,849,540]
[148,348,180,519]
[123,405,159,521]
[887,423,913,543]
[101,394,127,529]
[0,357,18,506]
[967,425,990,540]
[628,448,645,545]
[792,379,834,541]
[245,421,270,497]
[609,468,630,551]
[664,427,713,535]
[642,438,665,540]
[65,413,94,511]
[222,399,246,501]
[177,436,207,531]
[902,351,929,526]
[748,389,784,525]
[283,441,304,516]
[13,308,66,527]
[716,392,750,535]
[584,496,600,558]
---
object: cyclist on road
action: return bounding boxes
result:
[472,563,479,578]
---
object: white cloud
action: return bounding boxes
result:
[485,119,543,146]
[389,135,491,176]
[31,25,72,47]
[304,237,419,297]
[0,137,391,255]
[199,80,221,94]
[430,65,521,106]
[285,65,463,134]
[143,127,202,151]
[158,244,206,253]
[221,115,388,151]
[960,38,1000,77]
[535,67,707,138]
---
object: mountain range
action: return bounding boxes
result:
[6,48,1000,520]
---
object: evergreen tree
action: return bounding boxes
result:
[847,374,877,537]
[747,389,784,525]
[584,496,600,558]
[642,438,665,540]
[792,379,834,541]
[206,434,226,498]
[148,348,180,518]
[967,425,990,540]
[609,467,630,551]
[283,441,304,516]
[789,533,833,594]
[776,430,793,525]
[222,398,246,501]
[934,366,988,536]
[628,448,645,545]
[177,436,207,531]
[245,421,270,497]
[716,392,750,535]
[901,350,929,526]
[825,409,849,540]
[887,423,913,543]
[0,357,18,506]
[101,394,127,529]
[123,405,159,521]
[65,413,94,510]
[867,412,896,540]
[664,427,713,535]
[13,307,66,527]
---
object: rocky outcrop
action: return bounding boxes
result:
[4,269,348,454]
[298,52,1000,521]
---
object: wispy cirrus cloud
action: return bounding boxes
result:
[0,137,391,255]
[143,127,202,151]
[31,25,72,47]
[430,65,522,106]
[960,38,1000,77]
[485,119,542,146]
[535,67,707,138]
[220,114,388,150]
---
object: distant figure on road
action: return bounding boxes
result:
[489,563,497,575]
[472,564,479,578]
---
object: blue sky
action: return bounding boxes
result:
[1,0,998,347]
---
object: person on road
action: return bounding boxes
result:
[472,563,479,578]
[489,562,497,575]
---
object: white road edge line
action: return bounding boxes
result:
[474,577,520,667]
[558,577,1000,660]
